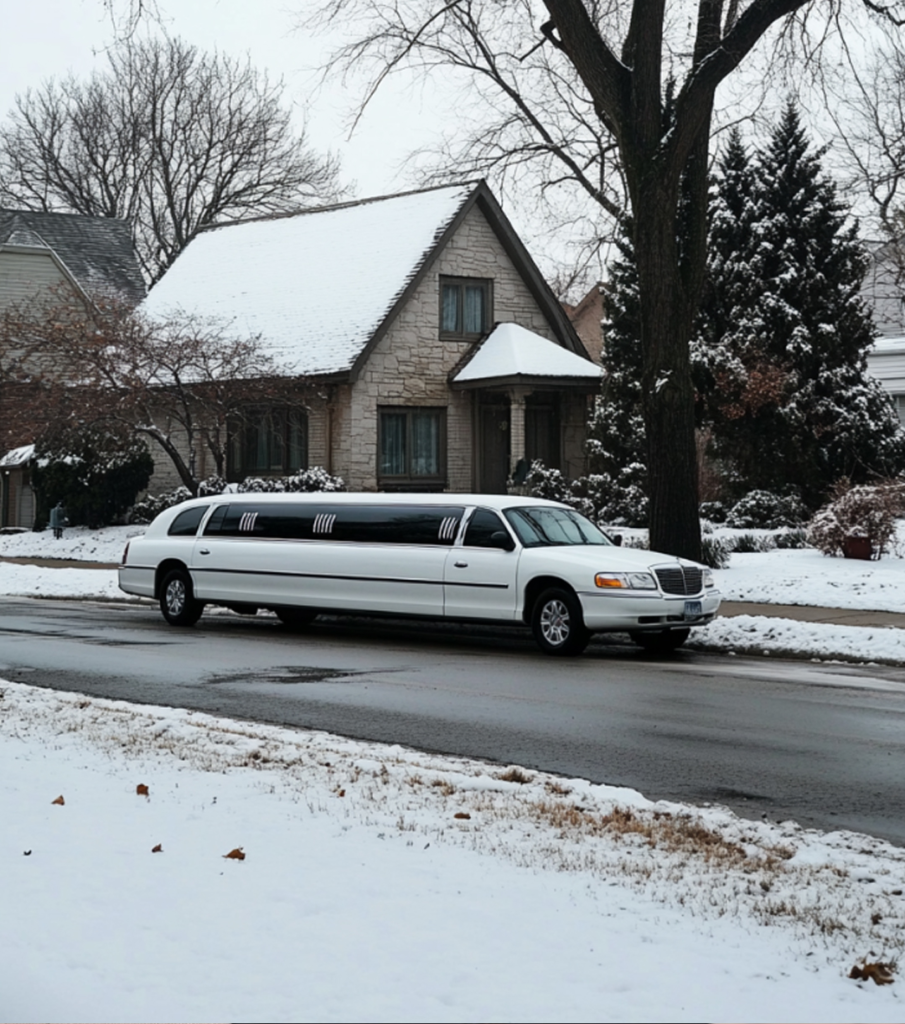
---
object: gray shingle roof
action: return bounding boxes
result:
[0,209,145,305]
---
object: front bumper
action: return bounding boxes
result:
[577,589,722,632]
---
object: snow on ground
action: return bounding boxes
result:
[689,613,905,664]
[714,547,905,612]
[2,680,903,1024]
[0,524,142,563]
[6,524,905,664]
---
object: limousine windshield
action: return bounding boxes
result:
[504,506,613,547]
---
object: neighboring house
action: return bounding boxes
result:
[0,209,145,527]
[862,238,905,423]
[144,181,601,495]
[562,282,604,366]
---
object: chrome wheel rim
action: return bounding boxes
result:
[540,599,570,646]
[165,579,186,617]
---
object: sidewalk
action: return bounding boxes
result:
[718,601,905,629]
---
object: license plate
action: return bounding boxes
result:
[683,600,703,619]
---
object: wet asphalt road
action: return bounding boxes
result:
[1,596,904,845]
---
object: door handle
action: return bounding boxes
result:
[454,561,468,568]
[198,548,210,555]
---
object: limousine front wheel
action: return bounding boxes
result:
[160,569,204,627]
[531,587,590,656]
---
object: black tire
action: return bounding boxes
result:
[531,587,590,656]
[629,628,690,653]
[159,568,204,626]
[275,607,317,629]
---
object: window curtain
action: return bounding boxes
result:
[441,284,459,332]
[463,285,485,333]
[411,411,439,476]
[380,412,407,475]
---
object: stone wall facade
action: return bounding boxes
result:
[333,203,571,492]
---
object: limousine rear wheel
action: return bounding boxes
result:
[160,569,204,627]
[531,587,590,656]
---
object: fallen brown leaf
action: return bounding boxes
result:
[136,784,149,796]
[51,795,64,806]
[151,843,162,853]
[454,812,471,820]
[850,962,895,985]
[223,847,245,861]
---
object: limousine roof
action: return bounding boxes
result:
[173,493,567,510]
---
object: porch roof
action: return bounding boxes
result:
[0,444,35,468]
[451,322,601,389]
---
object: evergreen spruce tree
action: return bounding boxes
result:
[696,103,905,508]
[583,217,649,525]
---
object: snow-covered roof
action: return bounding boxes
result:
[0,444,35,468]
[452,322,601,385]
[143,184,477,376]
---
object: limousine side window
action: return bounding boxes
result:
[168,505,210,536]
[463,509,511,548]
[203,503,465,545]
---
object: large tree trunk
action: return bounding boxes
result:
[633,185,702,561]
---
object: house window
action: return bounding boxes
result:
[440,276,491,336]
[229,408,308,480]
[895,394,905,424]
[378,407,446,488]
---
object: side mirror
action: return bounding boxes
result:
[490,530,516,551]
[610,533,623,546]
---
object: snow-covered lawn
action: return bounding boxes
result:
[2,680,903,1024]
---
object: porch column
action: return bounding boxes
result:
[508,386,530,479]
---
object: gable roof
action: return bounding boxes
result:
[143,181,586,379]
[0,209,146,306]
[451,322,601,388]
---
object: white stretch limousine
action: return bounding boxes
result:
[118,493,721,655]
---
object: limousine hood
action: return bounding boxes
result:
[525,545,700,575]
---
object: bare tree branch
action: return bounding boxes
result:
[0,36,345,285]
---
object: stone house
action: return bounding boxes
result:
[144,181,601,495]
[0,209,145,527]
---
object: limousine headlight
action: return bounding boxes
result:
[594,572,657,590]
[703,568,715,588]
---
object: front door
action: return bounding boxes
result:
[479,398,510,493]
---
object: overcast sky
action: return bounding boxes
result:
[0,0,442,199]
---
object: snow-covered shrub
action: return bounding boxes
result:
[519,461,570,502]
[236,467,346,493]
[773,528,809,549]
[521,462,648,527]
[700,535,732,569]
[731,532,776,554]
[31,429,153,528]
[128,486,192,523]
[807,483,903,558]
[699,501,727,524]
[725,490,807,529]
[197,476,227,496]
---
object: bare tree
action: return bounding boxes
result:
[316,0,904,559]
[0,293,313,495]
[0,35,344,285]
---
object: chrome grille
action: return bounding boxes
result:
[654,566,703,596]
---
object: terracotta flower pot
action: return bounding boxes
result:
[842,535,873,560]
